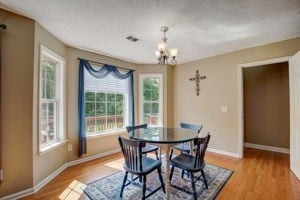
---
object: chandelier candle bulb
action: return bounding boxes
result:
[158,41,167,51]
[170,48,178,57]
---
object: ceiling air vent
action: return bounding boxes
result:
[126,35,139,42]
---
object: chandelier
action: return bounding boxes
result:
[154,26,178,66]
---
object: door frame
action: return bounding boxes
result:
[237,56,291,158]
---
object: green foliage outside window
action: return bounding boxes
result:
[142,78,161,126]
[85,91,125,133]
[41,60,56,99]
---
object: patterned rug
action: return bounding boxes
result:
[83,163,233,200]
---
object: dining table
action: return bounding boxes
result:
[129,126,199,200]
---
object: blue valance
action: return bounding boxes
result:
[78,59,135,157]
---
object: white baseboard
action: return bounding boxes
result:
[207,148,240,158]
[0,188,34,200]
[0,148,121,200]
[33,163,68,192]
[68,148,121,167]
[244,143,290,154]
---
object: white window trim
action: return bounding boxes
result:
[139,74,163,126]
[39,45,66,153]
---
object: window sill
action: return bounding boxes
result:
[87,129,127,140]
[39,139,68,155]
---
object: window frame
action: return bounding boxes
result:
[38,45,66,153]
[139,74,163,127]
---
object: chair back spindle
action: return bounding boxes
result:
[193,134,210,169]
[118,137,143,172]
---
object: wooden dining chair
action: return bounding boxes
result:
[118,136,165,199]
[126,124,159,160]
[169,122,203,160]
[169,134,211,200]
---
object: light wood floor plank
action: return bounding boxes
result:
[23,148,300,200]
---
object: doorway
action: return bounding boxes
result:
[243,62,289,153]
[237,56,290,158]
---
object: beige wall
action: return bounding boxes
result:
[32,22,68,185]
[244,62,289,148]
[174,37,300,154]
[0,9,35,196]
[66,47,135,161]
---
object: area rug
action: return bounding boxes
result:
[83,163,233,200]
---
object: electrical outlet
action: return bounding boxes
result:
[221,106,228,113]
[68,144,73,152]
[0,169,3,181]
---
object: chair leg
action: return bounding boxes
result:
[155,150,159,160]
[169,165,175,181]
[142,175,147,200]
[201,169,208,189]
[169,148,174,160]
[190,172,197,200]
[158,167,165,193]
[120,171,128,197]
[181,169,185,179]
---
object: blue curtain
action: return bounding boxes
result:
[78,59,135,157]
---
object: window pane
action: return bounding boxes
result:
[151,89,159,101]
[96,103,106,116]
[143,79,152,90]
[96,92,106,102]
[116,115,124,128]
[107,93,115,102]
[85,92,95,101]
[85,117,95,133]
[95,116,106,132]
[151,79,159,90]
[116,94,124,102]
[44,60,56,81]
[107,116,116,130]
[149,115,159,126]
[143,103,151,114]
[152,103,159,114]
[116,102,123,115]
[40,102,57,145]
[46,80,55,99]
[143,89,151,101]
[85,102,95,117]
[41,60,56,100]
[107,102,115,115]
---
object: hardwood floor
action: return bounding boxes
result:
[23,148,300,200]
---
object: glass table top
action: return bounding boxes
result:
[129,127,198,144]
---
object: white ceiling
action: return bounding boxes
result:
[1,0,300,64]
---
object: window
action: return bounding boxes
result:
[39,45,65,152]
[139,74,163,126]
[84,68,129,135]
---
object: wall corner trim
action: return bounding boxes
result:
[244,143,290,154]
[207,148,240,158]
[0,148,121,200]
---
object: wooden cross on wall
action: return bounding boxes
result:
[189,70,206,96]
